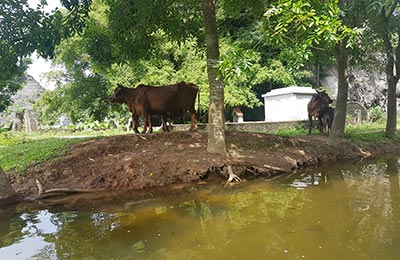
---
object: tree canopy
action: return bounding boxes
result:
[3,0,400,143]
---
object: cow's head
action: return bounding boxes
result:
[316,90,333,106]
[108,84,127,104]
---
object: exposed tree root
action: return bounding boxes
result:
[224,165,242,187]
[33,179,104,200]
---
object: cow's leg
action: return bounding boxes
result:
[308,114,313,134]
[320,117,324,134]
[327,117,332,134]
[189,109,197,131]
[147,114,153,133]
[141,112,149,133]
[132,114,140,133]
[161,114,169,132]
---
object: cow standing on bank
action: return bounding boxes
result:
[307,90,333,134]
[319,107,335,134]
[109,82,199,133]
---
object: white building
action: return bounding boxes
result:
[262,86,316,122]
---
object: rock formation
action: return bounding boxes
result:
[320,65,399,111]
[0,75,44,128]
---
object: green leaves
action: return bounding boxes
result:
[0,0,65,111]
[263,0,349,69]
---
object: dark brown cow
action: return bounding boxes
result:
[109,82,198,133]
[319,107,335,134]
[307,90,333,134]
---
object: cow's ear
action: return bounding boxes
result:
[117,83,122,87]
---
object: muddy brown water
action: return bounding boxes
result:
[1,157,400,260]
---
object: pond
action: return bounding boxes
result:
[1,157,400,260]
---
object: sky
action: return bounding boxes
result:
[26,0,62,90]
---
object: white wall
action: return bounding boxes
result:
[263,87,316,122]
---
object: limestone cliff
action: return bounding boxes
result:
[0,75,44,127]
[320,66,399,110]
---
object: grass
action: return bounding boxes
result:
[0,120,398,173]
[0,137,84,172]
[272,120,398,143]
[0,128,128,172]
[344,121,389,142]
[273,127,308,137]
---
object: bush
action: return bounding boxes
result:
[369,106,386,123]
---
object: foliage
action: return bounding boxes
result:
[34,72,111,124]
[73,120,117,131]
[31,0,331,127]
[362,0,400,139]
[35,26,113,125]
[263,0,355,69]
[0,0,63,111]
[102,0,203,63]
[369,106,386,123]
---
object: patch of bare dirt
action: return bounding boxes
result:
[8,131,400,199]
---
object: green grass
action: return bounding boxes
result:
[271,120,398,143]
[0,129,129,172]
[344,122,388,142]
[0,137,84,172]
[273,127,308,137]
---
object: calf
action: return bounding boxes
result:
[319,107,335,134]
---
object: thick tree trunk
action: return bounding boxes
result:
[202,0,226,155]
[0,167,19,205]
[329,40,349,140]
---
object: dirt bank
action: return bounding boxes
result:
[7,131,400,199]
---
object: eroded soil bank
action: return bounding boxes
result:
[7,131,400,200]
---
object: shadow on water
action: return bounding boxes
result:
[1,156,400,260]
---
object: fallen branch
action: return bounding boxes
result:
[251,166,271,175]
[34,179,103,200]
[263,164,286,173]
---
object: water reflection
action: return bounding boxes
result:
[0,157,400,259]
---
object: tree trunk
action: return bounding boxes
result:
[202,0,226,155]
[386,77,398,139]
[329,40,349,140]
[0,167,19,205]
[382,5,400,138]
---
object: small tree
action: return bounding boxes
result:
[367,0,400,139]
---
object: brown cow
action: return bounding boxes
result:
[109,82,198,133]
[307,90,333,134]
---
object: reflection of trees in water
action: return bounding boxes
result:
[387,158,400,258]
[0,207,19,248]
[0,210,75,259]
[171,186,309,259]
[342,158,400,258]
[0,209,42,248]
[2,159,400,259]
